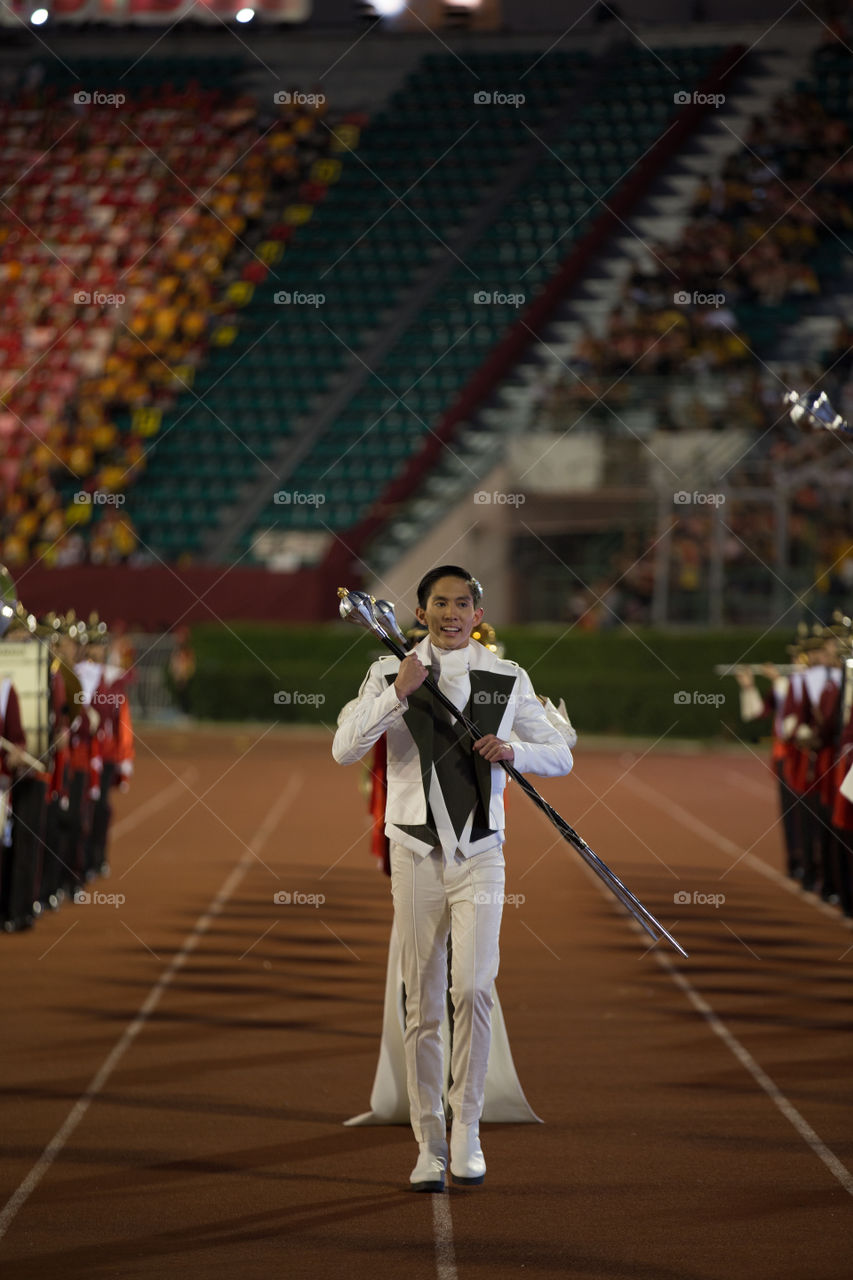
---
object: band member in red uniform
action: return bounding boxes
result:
[82,619,132,877]
[57,615,95,895]
[785,654,820,890]
[0,668,30,931]
[737,655,806,883]
[5,612,54,923]
[40,616,71,910]
[831,675,853,918]
[810,635,843,904]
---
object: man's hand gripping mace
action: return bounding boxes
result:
[338,588,688,959]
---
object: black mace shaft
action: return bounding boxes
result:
[343,593,687,959]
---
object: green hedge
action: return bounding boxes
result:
[186,623,787,740]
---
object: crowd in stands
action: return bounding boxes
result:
[554,482,853,630]
[525,42,853,628]
[530,70,853,436]
[0,69,331,569]
[4,31,853,614]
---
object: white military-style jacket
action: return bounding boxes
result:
[332,636,572,854]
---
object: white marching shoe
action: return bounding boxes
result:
[409,1139,448,1192]
[450,1121,486,1186]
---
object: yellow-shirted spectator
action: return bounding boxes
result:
[3,534,28,567]
[98,463,127,493]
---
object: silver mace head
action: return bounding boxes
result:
[785,388,843,431]
[337,588,378,632]
[371,598,407,646]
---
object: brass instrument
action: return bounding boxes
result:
[714,663,803,677]
[0,565,52,768]
[0,565,17,638]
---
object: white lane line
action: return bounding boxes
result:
[0,773,302,1244]
[621,773,798,893]
[621,772,853,923]
[722,769,773,800]
[432,1192,458,1280]
[572,806,853,1198]
[109,769,199,839]
[655,950,853,1196]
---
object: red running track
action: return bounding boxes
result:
[0,726,851,1280]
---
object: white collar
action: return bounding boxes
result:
[429,641,470,672]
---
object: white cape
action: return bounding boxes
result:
[344,919,541,1126]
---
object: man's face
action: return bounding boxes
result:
[416,576,484,651]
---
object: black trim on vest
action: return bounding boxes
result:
[383,663,516,844]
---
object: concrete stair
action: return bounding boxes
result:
[371,31,829,575]
[494,40,822,423]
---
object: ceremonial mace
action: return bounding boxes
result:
[338,587,689,959]
[784,388,850,434]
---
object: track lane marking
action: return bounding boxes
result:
[621,772,806,895]
[655,949,853,1196]
[722,769,773,800]
[432,1194,457,1279]
[0,773,302,1244]
[109,768,199,839]
[573,781,853,1198]
[621,771,853,925]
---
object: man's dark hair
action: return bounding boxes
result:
[416,566,482,609]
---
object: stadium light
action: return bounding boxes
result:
[235,6,255,20]
[31,6,49,21]
[368,0,407,15]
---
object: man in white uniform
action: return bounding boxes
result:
[332,566,572,1191]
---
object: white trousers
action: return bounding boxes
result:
[389,841,505,1143]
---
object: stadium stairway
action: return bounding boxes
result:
[482,40,817,446]
[122,46,596,562]
[322,42,748,582]
[764,43,853,374]
[203,45,599,567]
[202,41,745,578]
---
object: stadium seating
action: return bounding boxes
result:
[0,55,331,565]
[0,42,756,569]
[221,45,728,557]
